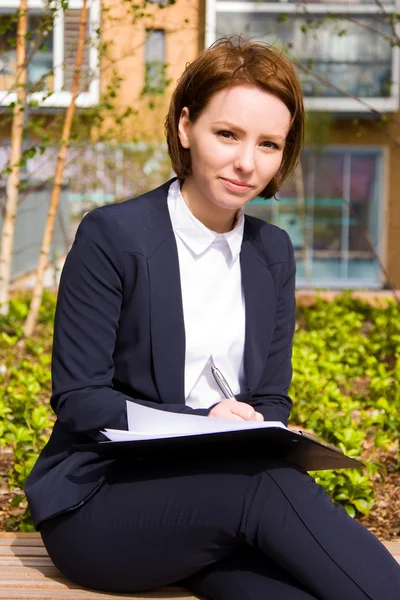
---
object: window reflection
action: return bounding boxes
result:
[215,13,392,98]
[245,150,382,287]
[217,0,394,3]
[0,13,54,92]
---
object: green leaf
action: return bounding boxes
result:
[344,505,356,518]
[353,498,372,515]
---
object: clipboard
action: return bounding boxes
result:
[74,426,364,472]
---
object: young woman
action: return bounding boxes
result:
[25,38,400,599]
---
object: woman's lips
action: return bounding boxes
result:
[221,178,254,193]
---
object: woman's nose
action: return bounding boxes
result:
[234,145,255,173]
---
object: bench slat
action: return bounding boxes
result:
[1,533,397,556]
[387,541,400,555]
[0,566,63,579]
[0,534,40,539]
[0,531,398,600]
[0,590,196,599]
[0,579,83,589]
[0,557,55,567]
[0,540,44,547]
[0,547,49,556]
[0,582,194,596]
[0,538,397,561]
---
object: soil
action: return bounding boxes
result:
[358,454,400,540]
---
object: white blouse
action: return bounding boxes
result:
[167,179,246,409]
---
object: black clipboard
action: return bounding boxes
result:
[74,427,364,472]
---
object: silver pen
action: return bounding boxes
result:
[211,365,235,399]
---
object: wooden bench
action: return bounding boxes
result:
[0,533,399,599]
[0,533,199,600]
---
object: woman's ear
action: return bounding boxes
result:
[178,107,191,149]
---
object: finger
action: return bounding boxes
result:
[229,402,257,421]
[244,411,263,422]
[208,404,246,420]
[227,413,247,421]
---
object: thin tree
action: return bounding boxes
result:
[24,0,88,337]
[0,0,28,315]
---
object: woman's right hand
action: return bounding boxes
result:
[208,399,264,421]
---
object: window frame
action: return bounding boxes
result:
[244,145,386,289]
[0,0,100,107]
[205,0,400,113]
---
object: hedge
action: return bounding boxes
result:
[0,292,398,529]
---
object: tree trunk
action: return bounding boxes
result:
[0,0,28,315]
[23,0,88,337]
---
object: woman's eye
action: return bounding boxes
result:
[261,141,279,150]
[217,130,235,139]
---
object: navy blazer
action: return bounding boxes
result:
[25,179,296,528]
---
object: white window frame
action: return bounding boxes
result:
[205,0,400,113]
[0,0,100,107]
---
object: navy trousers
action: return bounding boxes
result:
[40,455,400,599]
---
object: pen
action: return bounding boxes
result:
[211,365,234,399]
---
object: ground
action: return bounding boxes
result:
[358,453,400,540]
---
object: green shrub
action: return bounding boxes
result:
[0,292,55,530]
[0,292,398,530]
[291,294,399,518]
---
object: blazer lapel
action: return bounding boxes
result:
[240,221,276,393]
[146,181,186,405]
[145,181,276,403]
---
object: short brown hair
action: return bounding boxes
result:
[165,36,304,199]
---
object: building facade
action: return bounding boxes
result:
[0,0,399,289]
[205,0,400,289]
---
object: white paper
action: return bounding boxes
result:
[101,428,194,442]
[100,401,287,442]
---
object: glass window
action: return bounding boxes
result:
[143,29,167,95]
[215,13,393,98]
[217,0,394,3]
[0,12,54,92]
[312,154,344,256]
[63,9,90,93]
[245,149,383,288]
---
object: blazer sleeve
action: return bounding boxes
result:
[249,231,296,425]
[51,209,211,443]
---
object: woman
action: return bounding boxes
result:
[25,38,400,599]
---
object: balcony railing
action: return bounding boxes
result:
[208,0,400,112]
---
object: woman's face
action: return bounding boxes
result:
[178,84,291,216]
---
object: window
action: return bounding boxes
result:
[0,0,99,107]
[0,12,54,91]
[63,8,91,93]
[206,0,400,112]
[215,14,392,99]
[143,29,167,95]
[244,148,384,288]
[217,0,395,4]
